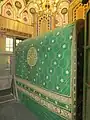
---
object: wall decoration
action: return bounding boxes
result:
[25,0,29,5]
[6,10,11,16]
[68,0,90,23]
[55,14,63,27]
[1,2,14,19]
[29,8,36,14]
[0,0,70,36]
[28,2,39,13]
[15,1,22,9]
[22,10,29,23]
[61,7,68,24]
[37,14,51,35]
[55,1,69,27]
[61,8,68,15]
[23,17,27,22]
[35,0,70,35]
[2,0,89,36]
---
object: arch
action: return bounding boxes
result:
[27,2,40,13]
[56,0,69,26]
[37,13,51,35]
[20,8,32,25]
[1,1,14,19]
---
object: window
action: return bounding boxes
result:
[16,39,22,46]
[6,37,13,52]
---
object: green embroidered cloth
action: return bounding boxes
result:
[15,20,84,120]
[15,25,73,95]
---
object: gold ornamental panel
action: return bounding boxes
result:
[27,47,38,67]
[68,0,90,23]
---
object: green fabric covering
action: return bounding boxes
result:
[15,25,73,95]
[17,90,65,120]
[15,22,80,120]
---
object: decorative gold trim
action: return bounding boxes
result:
[15,77,72,104]
[27,47,38,67]
[17,85,72,120]
[71,23,77,120]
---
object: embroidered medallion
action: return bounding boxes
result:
[27,47,38,67]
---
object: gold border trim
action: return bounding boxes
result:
[15,77,72,104]
[17,85,72,120]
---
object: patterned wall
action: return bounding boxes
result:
[0,0,89,36]
[68,0,90,23]
[36,0,70,36]
[0,0,33,25]
[0,0,71,36]
[37,14,52,35]
[55,1,69,27]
